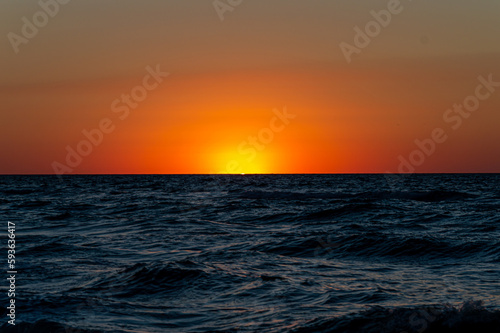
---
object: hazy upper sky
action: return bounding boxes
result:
[1,0,499,174]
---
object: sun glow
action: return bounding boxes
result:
[210,148,271,174]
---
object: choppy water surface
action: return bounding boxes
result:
[0,174,499,332]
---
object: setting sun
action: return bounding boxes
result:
[210,147,272,174]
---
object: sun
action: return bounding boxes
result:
[210,148,271,174]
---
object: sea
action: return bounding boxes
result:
[0,174,499,333]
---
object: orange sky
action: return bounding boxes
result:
[1,0,499,174]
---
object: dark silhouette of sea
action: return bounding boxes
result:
[0,174,499,332]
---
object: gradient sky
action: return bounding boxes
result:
[1,0,499,174]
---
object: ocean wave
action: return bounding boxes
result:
[21,238,105,258]
[239,190,344,200]
[292,301,500,333]
[44,212,72,221]
[251,237,321,257]
[16,200,52,208]
[85,261,212,296]
[323,233,499,260]
[255,233,497,261]
[3,189,38,195]
[301,204,380,220]
[351,190,476,202]
[25,241,81,254]
[396,190,477,202]
[238,190,476,203]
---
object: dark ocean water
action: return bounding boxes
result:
[1,174,499,333]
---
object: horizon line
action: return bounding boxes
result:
[1,172,499,176]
